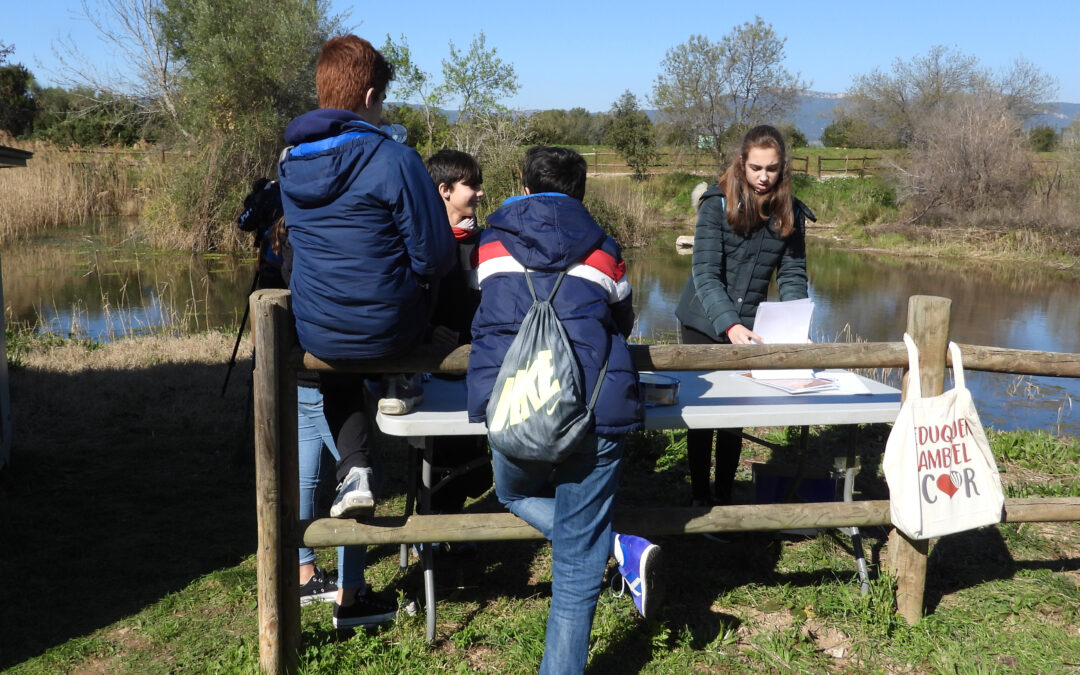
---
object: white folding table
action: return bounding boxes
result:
[376,370,901,640]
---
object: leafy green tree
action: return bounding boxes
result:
[0,41,13,64]
[381,31,526,207]
[652,17,807,162]
[0,63,36,137]
[31,86,158,146]
[1028,125,1058,152]
[153,0,341,248]
[605,91,656,180]
[776,123,806,149]
[529,108,605,145]
[381,34,450,155]
[382,32,520,156]
[440,32,520,155]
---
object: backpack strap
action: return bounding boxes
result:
[524,267,609,414]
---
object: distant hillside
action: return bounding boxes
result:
[433,94,1078,145]
[784,93,1079,144]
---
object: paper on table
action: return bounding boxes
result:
[750,298,815,379]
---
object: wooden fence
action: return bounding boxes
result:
[580,150,885,179]
[251,292,1080,674]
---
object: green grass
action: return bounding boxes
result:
[3,336,1080,673]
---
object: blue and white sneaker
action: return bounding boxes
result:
[613,533,663,619]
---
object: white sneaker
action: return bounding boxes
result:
[378,374,424,415]
[330,467,375,519]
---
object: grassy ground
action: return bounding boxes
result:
[1,333,1078,673]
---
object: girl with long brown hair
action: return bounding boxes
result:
[674,124,815,506]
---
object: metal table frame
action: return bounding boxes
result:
[376,370,901,641]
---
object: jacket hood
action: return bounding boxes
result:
[485,194,607,270]
[279,109,389,209]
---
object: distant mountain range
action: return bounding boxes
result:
[445,92,1079,144]
[628,92,1079,144]
[781,92,1080,144]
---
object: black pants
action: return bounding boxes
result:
[319,372,377,483]
[680,324,742,505]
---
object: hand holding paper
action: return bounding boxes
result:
[750,298,815,380]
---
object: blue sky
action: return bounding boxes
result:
[6,0,1079,112]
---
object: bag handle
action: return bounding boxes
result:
[948,341,966,390]
[523,268,568,303]
[524,267,608,413]
[901,333,967,399]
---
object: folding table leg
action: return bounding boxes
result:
[420,441,437,642]
[836,427,871,594]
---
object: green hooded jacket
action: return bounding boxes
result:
[675,182,815,341]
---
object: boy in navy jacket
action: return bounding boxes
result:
[467,146,661,673]
[277,34,455,629]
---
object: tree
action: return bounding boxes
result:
[605,91,656,180]
[381,32,521,157]
[839,46,1057,148]
[529,108,605,146]
[892,92,1032,222]
[1028,125,1059,152]
[0,63,36,137]
[53,0,187,138]
[440,32,520,155]
[31,86,157,145]
[153,0,341,248]
[381,34,450,155]
[652,17,807,161]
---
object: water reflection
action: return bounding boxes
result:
[627,239,1080,436]
[3,225,253,339]
[3,226,1077,434]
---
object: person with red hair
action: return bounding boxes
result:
[278,34,456,629]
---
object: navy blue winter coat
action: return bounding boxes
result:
[467,193,644,436]
[277,109,455,360]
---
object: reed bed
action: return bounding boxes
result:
[585,175,658,248]
[0,140,156,243]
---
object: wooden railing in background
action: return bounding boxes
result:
[252,292,1080,673]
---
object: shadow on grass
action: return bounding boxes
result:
[0,358,257,669]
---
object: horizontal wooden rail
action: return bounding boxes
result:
[298,498,1080,547]
[297,342,1080,379]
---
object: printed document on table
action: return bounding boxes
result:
[750,298,815,379]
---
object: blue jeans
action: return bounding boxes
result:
[298,385,365,590]
[492,434,623,675]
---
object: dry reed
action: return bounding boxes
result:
[584,175,657,247]
[0,139,154,243]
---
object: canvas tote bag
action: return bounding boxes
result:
[882,333,1005,539]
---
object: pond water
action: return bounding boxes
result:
[625,238,1080,436]
[4,224,1078,435]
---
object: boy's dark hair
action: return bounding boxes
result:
[522,145,587,201]
[425,149,483,190]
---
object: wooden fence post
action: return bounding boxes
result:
[253,289,300,674]
[888,294,951,624]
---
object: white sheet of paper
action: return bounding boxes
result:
[750,298,815,379]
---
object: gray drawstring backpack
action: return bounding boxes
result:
[486,269,609,463]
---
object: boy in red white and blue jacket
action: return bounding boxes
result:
[466,146,660,674]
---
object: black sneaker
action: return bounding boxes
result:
[298,565,338,606]
[333,586,398,629]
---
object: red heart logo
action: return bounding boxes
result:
[936,473,959,498]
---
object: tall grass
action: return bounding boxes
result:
[0,141,157,242]
[586,172,703,247]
